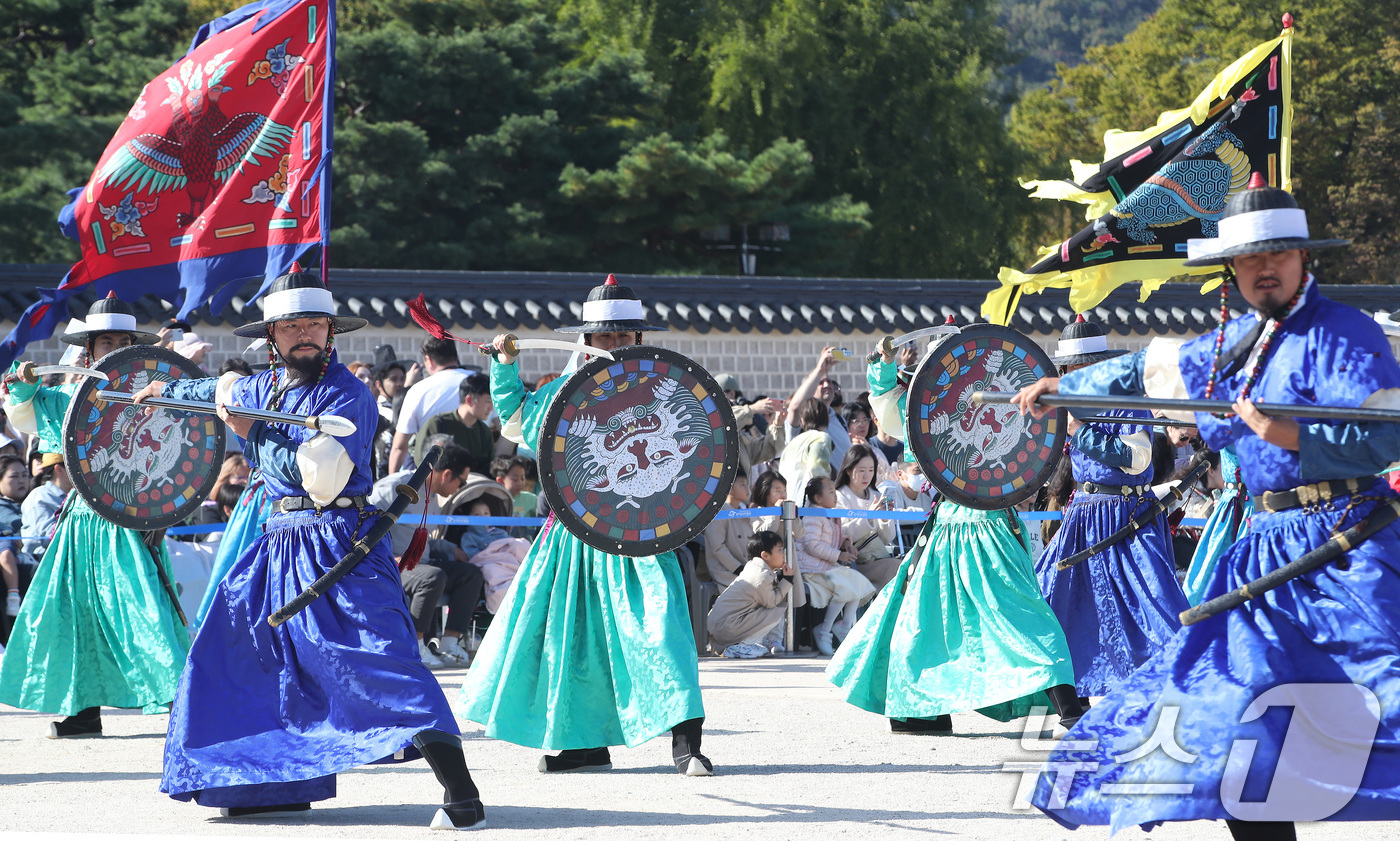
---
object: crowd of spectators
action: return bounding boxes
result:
[700,346,1231,661]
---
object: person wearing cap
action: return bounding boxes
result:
[21,451,70,561]
[460,274,713,777]
[1031,315,1187,700]
[716,372,785,482]
[137,265,485,830]
[1012,176,1400,839]
[825,336,1084,736]
[0,293,191,739]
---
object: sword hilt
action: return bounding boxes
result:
[16,362,36,385]
[478,334,520,359]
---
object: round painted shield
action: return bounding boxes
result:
[539,345,739,556]
[64,345,226,530]
[906,324,1066,509]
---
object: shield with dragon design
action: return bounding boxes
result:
[64,345,226,530]
[539,345,739,556]
[907,325,1066,509]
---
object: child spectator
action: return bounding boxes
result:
[459,500,511,559]
[454,493,531,614]
[749,471,788,535]
[0,455,30,618]
[492,455,538,518]
[702,472,753,588]
[706,531,803,659]
[795,476,874,656]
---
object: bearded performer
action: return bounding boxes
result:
[1182,444,1253,605]
[0,295,190,737]
[459,275,711,776]
[141,266,484,830]
[1014,176,1400,841]
[1035,317,1188,697]
[826,335,1083,735]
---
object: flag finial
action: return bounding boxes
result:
[1247,172,1267,190]
[1282,12,1293,29]
[605,274,617,286]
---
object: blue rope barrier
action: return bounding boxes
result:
[1,510,1214,540]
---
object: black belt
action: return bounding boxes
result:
[272,495,369,514]
[1078,481,1152,498]
[1223,481,1245,492]
[1256,479,1362,513]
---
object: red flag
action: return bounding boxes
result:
[0,0,337,369]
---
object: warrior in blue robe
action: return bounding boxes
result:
[1035,317,1188,697]
[152,267,485,831]
[1015,178,1400,841]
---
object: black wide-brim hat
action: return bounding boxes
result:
[555,274,668,334]
[370,343,408,377]
[60,294,160,346]
[233,263,368,338]
[1183,175,1349,267]
[1051,316,1129,366]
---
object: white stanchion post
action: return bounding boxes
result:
[782,499,798,654]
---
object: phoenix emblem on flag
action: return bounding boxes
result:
[95,50,296,228]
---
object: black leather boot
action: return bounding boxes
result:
[538,747,612,773]
[671,717,712,776]
[1226,820,1297,841]
[49,706,102,739]
[412,730,485,830]
[888,715,953,734]
[1046,684,1085,730]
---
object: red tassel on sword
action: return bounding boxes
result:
[397,469,434,571]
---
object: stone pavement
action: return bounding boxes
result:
[1,656,1395,839]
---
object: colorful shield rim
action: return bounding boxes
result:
[906,324,1066,509]
[64,345,226,531]
[539,345,739,556]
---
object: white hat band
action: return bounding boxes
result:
[262,287,335,320]
[1056,335,1108,356]
[1187,207,1309,261]
[581,298,645,323]
[84,312,138,333]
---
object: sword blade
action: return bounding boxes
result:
[891,325,959,348]
[98,391,358,438]
[32,365,108,382]
[973,391,1400,424]
[513,338,616,360]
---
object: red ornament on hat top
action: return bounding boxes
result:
[1246,172,1267,190]
[1074,313,1085,323]
[944,314,955,324]
[290,261,303,273]
[605,274,617,285]
[105,291,117,298]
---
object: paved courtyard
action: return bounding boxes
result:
[1,656,1395,839]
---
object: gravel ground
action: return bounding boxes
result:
[1,655,1395,840]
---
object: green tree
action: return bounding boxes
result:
[332,0,868,273]
[560,131,869,274]
[559,0,1030,279]
[1008,0,1400,283]
[0,0,195,264]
